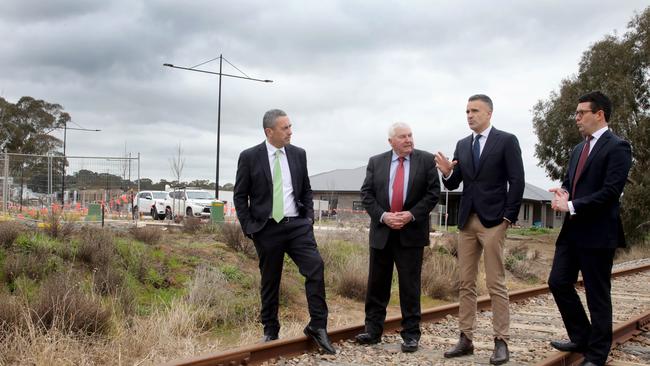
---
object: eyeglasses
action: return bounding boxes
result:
[574,109,597,118]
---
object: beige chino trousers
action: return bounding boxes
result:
[457,213,509,340]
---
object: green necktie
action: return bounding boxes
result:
[272,150,284,222]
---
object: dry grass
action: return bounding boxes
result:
[129,226,163,245]
[0,221,24,248]
[615,241,650,263]
[421,247,460,300]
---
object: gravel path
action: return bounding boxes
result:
[266,259,650,365]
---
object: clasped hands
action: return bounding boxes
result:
[549,187,569,212]
[383,211,413,230]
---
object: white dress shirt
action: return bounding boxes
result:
[265,140,299,217]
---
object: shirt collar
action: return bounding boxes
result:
[391,151,411,162]
[472,124,492,139]
[265,140,286,156]
[591,126,609,140]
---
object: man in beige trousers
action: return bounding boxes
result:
[435,94,525,365]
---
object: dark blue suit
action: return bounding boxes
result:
[442,127,525,228]
[548,129,632,365]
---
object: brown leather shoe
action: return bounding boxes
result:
[444,332,474,358]
[489,338,509,365]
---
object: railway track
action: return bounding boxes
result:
[162,260,650,366]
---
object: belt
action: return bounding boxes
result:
[275,216,300,224]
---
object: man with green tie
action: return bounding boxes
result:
[233,109,335,354]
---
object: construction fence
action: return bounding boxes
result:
[0,152,140,222]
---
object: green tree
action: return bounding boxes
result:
[533,7,650,242]
[0,96,70,154]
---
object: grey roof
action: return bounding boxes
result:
[309,166,367,192]
[310,166,554,202]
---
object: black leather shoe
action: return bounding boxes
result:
[401,338,419,353]
[489,338,509,365]
[578,361,599,366]
[355,332,381,345]
[304,326,336,354]
[550,340,587,353]
[444,332,474,358]
[262,334,278,342]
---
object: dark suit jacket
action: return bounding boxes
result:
[442,127,525,229]
[361,149,440,249]
[233,142,314,236]
[557,129,632,248]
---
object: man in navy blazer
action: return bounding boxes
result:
[548,91,632,366]
[355,122,440,353]
[435,94,524,365]
[233,109,335,354]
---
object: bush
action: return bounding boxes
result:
[129,226,162,245]
[182,217,202,234]
[0,221,23,248]
[43,210,74,239]
[186,264,230,308]
[333,255,368,301]
[77,227,116,268]
[116,240,150,283]
[32,272,112,335]
[421,248,459,301]
[218,222,255,257]
[3,249,54,283]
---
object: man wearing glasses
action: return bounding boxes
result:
[547,91,632,366]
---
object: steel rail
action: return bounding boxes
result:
[162,262,650,366]
[535,309,650,366]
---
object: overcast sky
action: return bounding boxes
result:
[1,1,647,189]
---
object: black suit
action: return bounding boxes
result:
[548,129,632,365]
[443,127,525,228]
[234,141,326,336]
[360,149,440,340]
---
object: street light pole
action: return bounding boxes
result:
[163,55,272,199]
[216,55,222,199]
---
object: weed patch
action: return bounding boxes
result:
[0,221,23,248]
[130,226,162,245]
[32,272,112,335]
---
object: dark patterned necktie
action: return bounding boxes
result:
[472,134,482,172]
[572,135,593,197]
